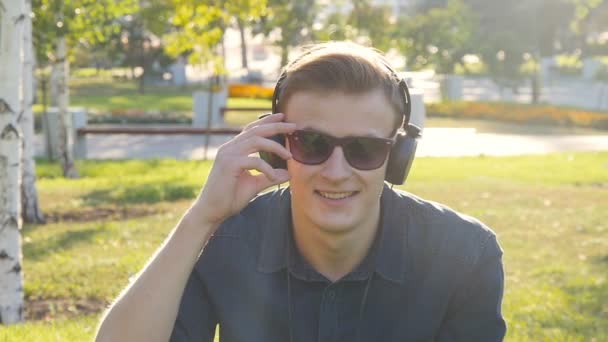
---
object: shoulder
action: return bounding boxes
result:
[386,188,502,269]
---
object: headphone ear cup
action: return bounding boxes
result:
[259,134,287,169]
[385,132,417,185]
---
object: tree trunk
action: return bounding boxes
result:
[20,0,44,223]
[237,18,248,69]
[55,36,78,178]
[138,30,145,93]
[0,0,26,325]
[49,64,59,106]
[138,43,146,94]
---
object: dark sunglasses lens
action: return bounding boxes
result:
[344,137,391,170]
[290,131,332,164]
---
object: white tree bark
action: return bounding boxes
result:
[55,36,78,178]
[20,0,44,223]
[0,0,26,325]
[49,63,58,106]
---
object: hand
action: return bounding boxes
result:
[192,113,295,226]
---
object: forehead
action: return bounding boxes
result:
[284,89,396,138]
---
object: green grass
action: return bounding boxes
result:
[34,77,272,114]
[1,152,607,341]
[0,315,99,342]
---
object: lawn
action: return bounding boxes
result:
[0,152,606,341]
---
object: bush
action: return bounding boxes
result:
[427,102,608,130]
[555,55,583,77]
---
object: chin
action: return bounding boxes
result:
[309,211,360,234]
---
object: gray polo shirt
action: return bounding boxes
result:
[170,186,506,341]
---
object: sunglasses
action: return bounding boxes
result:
[285,129,394,170]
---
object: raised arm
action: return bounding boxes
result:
[95,113,295,342]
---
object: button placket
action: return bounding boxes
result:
[326,289,336,300]
[318,284,340,342]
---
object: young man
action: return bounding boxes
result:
[96,42,506,342]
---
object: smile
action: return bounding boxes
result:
[316,191,358,200]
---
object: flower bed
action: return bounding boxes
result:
[228,83,274,99]
[427,102,608,130]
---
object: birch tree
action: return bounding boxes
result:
[55,18,78,178]
[0,0,26,325]
[32,0,137,178]
[20,0,44,223]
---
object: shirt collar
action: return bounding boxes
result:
[257,185,407,284]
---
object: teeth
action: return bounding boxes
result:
[318,191,356,200]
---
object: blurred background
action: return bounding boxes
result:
[0,0,607,341]
[30,0,608,119]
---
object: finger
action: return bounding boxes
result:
[235,119,294,147]
[243,135,292,160]
[222,123,294,156]
[250,169,290,193]
[239,156,285,182]
[242,121,297,139]
[243,112,285,131]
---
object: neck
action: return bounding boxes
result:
[291,203,381,283]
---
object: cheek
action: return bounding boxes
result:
[286,160,313,185]
[357,168,388,199]
[361,161,388,183]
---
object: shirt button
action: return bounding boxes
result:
[327,290,336,300]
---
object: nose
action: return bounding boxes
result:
[319,146,353,182]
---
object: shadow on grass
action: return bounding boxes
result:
[557,261,608,336]
[24,228,102,261]
[592,254,608,264]
[563,282,608,332]
[82,182,198,206]
[25,297,108,321]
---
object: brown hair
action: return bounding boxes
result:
[275,41,405,133]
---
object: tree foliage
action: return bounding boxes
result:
[254,0,316,68]
[397,0,475,74]
[313,1,394,52]
[348,0,394,51]
[164,0,267,73]
[32,0,137,65]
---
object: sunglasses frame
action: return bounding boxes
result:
[285,129,394,170]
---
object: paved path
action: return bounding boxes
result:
[34,128,608,160]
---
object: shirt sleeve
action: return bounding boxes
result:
[169,268,218,342]
[436,234,507,342]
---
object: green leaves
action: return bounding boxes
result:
[33,0,137,64]
[397,0,476,74]
[163,0,268,73]
[256,0,315,67]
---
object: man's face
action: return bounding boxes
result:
[285,88,396,235]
